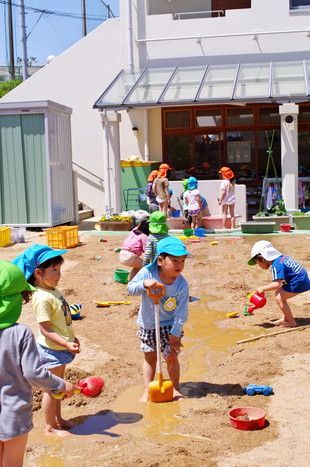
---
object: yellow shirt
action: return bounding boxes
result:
[32,287,75,351]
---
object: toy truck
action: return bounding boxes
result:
[243,384,273,396]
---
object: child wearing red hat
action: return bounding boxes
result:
[218,166,236,229]
[152,163,172,216]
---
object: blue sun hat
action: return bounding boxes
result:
[188,176,198,190]
[0,260,36,330]
[12,244,67,280]
[147,237,190,270]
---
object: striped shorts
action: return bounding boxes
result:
[138,325,183,357]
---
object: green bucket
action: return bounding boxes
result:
[114,269,130,284]
[183,228,194,237]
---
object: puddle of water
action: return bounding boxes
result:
[36,454,65,467]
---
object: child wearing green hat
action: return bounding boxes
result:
[12,244,80,436]
[0,261,76,465]
[143,211,169,266]
[128,237,190,402]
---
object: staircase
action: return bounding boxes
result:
[78,202,94,222]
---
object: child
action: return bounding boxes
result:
[0,261,76,465]
[218,166,236,229]
[128,237,190,402]
[248,240,310,328]
[143,211,169,266]
[146,170,159,212]
[119,218,150,280]
[184,177,202,229]
[12,244,80,436]
[152,163,172,216]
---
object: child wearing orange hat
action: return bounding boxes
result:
[146,170,159,212]
[218,167,236,229]
[152,163,172,216]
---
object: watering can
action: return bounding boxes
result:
[246,292,266,314]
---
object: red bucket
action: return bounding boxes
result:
[228,407,266,431]
[280,223,291,232]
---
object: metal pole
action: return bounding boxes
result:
[19,0,29,80]
[8,0,15,79]
[127,0,133,70]
[82,0,87,36]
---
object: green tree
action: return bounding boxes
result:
[0,79,22,99]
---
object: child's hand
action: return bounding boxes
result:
[256,287,265,295]
[74,337,81,351]
[66,341,80,354]
[169,334,182,354]
[62,382,79,398]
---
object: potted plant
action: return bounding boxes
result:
[99,213,133,231]
[291,210,310,230]
[252,199,290,231]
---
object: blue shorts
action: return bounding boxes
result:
[37,344,75,368]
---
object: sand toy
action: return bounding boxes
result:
[52,376,104,399]
[95,300,132,307]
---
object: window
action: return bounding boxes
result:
[165,111,190,128]
[290,0,310,9]
[196,110,222,127]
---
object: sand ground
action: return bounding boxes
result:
[1,229,309,466]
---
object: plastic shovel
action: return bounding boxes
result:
[147,285,174,403]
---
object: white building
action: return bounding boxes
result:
[1,0,310,217]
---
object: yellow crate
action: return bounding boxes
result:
[0,226,11,247]
[45,226,79,249]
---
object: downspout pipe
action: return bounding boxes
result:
[127,0,134,70]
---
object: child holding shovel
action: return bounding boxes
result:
[12,244,80,436]
[128,237,190,402]
[248,240,310,327]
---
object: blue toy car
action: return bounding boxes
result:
[243,384,273,396]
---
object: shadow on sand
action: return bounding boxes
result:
[69,410,143,437]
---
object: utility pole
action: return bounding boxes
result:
[19,0,29,80]
[8,0,15,80]
[82,0,87,36]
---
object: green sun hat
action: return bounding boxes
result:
[0,260,36,330]
[149,211,168,235]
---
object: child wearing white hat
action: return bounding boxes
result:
[248,240,310,328]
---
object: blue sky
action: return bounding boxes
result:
[0,0,119,66]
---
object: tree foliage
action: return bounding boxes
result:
[0,79,22,99]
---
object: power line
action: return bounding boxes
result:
[0,0,108,21]
[98,0,115,18]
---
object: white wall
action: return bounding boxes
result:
[1,19,122,216]
[169,180,247,222]
[123,0,310,68]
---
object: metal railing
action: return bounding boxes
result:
[174,9,225,20]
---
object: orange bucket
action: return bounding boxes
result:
[280,223,291,232]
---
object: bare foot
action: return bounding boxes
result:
[173,389,185,401]
[139,390,149,403]
[56,419,74,430]
[45,427,71,438]
[277,321,297,328]
[272,318,286,326]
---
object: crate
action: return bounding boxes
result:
[0,226,11,247]
[45,226,79,249]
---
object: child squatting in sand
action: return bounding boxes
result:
[248,240,310,327]
[128,237,190,402]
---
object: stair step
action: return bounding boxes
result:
[78,209,94,221]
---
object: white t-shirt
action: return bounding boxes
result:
[184,189,200,212]
[220,180,235,205]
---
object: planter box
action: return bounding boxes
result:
[252,215,290,231]
[292,216,310,230]
[241,221,276,234]
[99,221,132,231]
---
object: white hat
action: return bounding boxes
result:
[248,240,282,266]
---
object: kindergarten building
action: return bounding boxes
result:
[1,0,310,219]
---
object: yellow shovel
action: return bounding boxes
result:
[95,300,132,307]
[147,285,174,403]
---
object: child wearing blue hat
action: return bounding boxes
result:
[12,244,80,436]
[184,177,202,229]
[128,236,190,402]
[0,261,76,465]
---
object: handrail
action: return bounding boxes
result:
[72,161,104,183]
[136,28,310,44]
[174,10,224,20]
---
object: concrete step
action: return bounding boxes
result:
[78,208,94,221]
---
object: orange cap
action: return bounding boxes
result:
[219,166,235,180]
[148,170,159,182]
[158,163,172,178]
